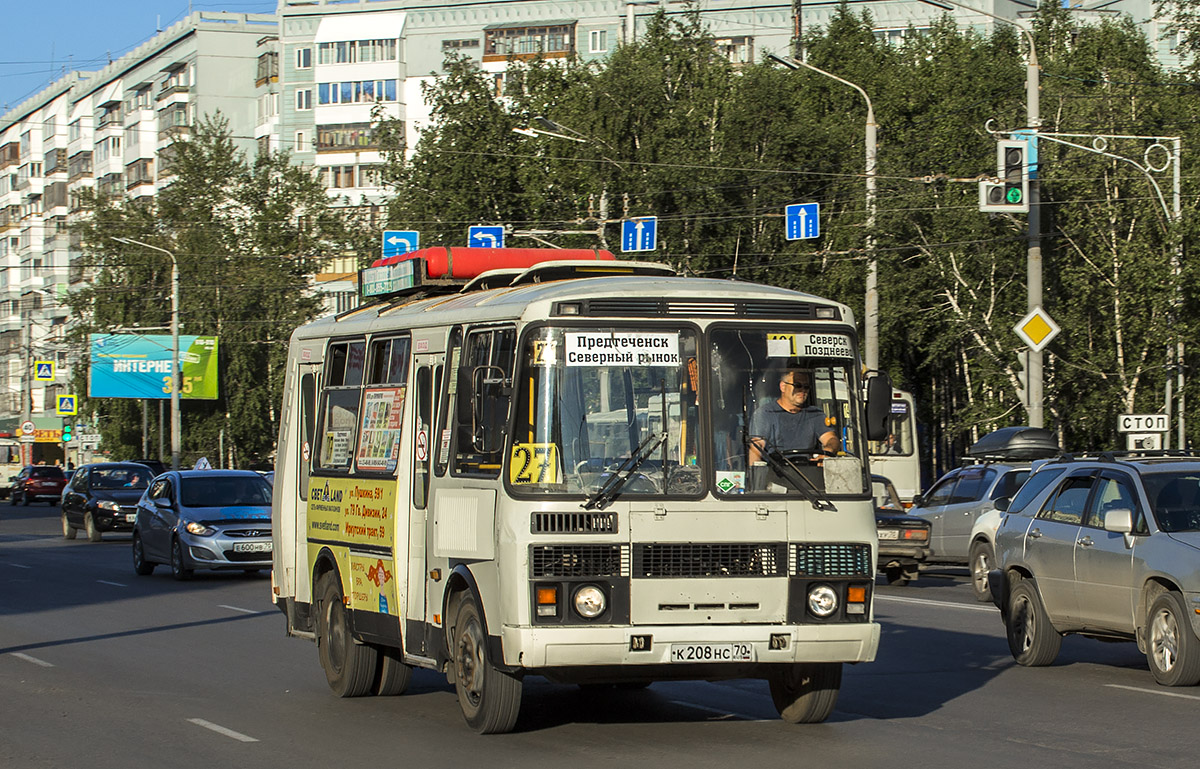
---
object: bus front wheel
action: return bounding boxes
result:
[768,662,842,723]
[316,572,377,697]
[451,593,521,734]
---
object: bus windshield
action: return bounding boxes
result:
[708,326,867,496]
[511,325,702,498]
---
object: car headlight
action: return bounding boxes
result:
[573,585,607,618]
[808,585,839,617]
[184,521,215,536]
[97,500,122,512]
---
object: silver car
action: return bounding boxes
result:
[991,456,1200,686]
[131,470,273,580]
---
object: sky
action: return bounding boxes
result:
[1,1,280,115]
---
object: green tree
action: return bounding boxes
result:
[69,115,360,467]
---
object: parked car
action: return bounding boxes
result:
[873,474,931,585]
[9,465,68,506]
[909,427,1058,566]
[132,469,273,580]
[990,453,1200,686]
[61,462,155,542]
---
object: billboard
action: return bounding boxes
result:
[89,334,219,400]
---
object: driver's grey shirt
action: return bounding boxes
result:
[750,401,829,453]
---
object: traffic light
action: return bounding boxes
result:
[979,139,1029,213]
[61,419,73,443]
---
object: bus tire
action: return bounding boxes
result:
[451,593,521,733]
[372,644,413,696]
[768,662,841,723]
[316,572,377,697]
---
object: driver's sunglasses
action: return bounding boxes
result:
[784,381,811,390]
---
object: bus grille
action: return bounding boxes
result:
[790,543,872,577]
[530,545,627,577]
[633,543,786,578]
[531,512,617,534]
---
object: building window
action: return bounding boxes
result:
[69,120,82,142]
[125,158,154,187]
[714,36,753,64]
[315,123,375,151]
[442,38,480,50]
[94,136,121,163]
[296,88,312,111]
[44,116,57,136]
[295,131,308,153]
[484,24,575,59]
[316,80,398,105]
[358,165,382,188]
[67,152,91,181]
[589,29,608,53]
[160,65,191,96]
[325,165,357,188]
[317,39,398,65]
[257,92,279,124]
[257,52,280,84]
[257,135,271,156]
[296,46,312,69]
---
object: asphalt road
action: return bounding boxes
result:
[3,501,1199,768]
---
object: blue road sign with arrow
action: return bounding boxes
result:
[382,230,419,259]
[785,203,820,240]
[621,216,657,253]
[468,226,505,248]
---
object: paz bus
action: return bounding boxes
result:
[271,247,892,733]
[866,388,920,504]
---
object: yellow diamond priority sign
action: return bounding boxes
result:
[1014,307,1061,352]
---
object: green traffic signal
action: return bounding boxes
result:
[1006,188,1023,204]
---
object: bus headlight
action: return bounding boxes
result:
[807,585,838,617]
[573,585,606,618]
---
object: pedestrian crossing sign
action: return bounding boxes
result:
[56,395,78,416]
[35,361,55,381]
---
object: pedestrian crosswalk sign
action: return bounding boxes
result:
[56,395,78,416]
[35,361,54,381]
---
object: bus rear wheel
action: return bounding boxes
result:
[316,572,377,697]
[768,663,842,723]
[451,593,521,734]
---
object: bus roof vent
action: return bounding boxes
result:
[508,259,676,287]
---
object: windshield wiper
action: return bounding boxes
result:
[582,430,668,511]
[761,448,837,511]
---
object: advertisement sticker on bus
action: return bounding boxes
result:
[563,332,680,367]
[356,387,407,472]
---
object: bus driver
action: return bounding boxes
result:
[748,368,840,466]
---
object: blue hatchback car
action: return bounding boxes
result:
[131,470,272,580]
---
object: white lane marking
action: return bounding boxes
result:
[1106,684,1200,701]
[11,653,54,667]
[875,594,997,613]
[218,605,270,615]
[666,700,768,722]
[187,718,260,743]
[96,580,127,587]
[9,563,31,569]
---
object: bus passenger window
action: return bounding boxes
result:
[452,327,515,477]
[299,372,315,499]
[316,340,366,472]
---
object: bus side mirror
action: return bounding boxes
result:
[471,365,510,454]
[864,374,892,442]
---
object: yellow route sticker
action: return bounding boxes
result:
[509,443,560,484]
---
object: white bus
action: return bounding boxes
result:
[271,249,892,733]
[867,388,920,504]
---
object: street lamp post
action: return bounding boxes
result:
[112,237,180,471]
[769,54,878,371]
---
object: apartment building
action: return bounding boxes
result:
[0,12,275,436]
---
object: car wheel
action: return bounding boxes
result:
[372,644,414,696]
[61,511,76,540]
[451,592,522,733]
[1146,592,1200,686]
[132,533,155,576]
[170,538,193,581]
[1005,578,1061,666]
[969,541,994,603]
[884,564,914,585]
[768,663,842,723]
[315,572,377,697]
[21,490,29,506]
[84,512,102,542]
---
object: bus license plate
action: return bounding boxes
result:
[233,542,272,553]
[670,643,754,663]
[877,529,899,540]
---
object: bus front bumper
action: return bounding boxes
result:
[500,621,880,670]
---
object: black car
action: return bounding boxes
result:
[132,459,167,477]
[61,462,155,542]
[873,474,932,585]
